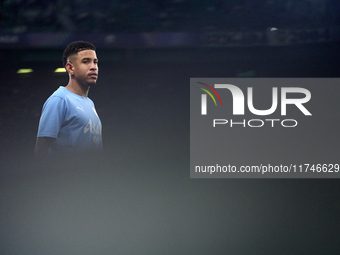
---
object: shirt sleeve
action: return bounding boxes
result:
[37,96,66,138]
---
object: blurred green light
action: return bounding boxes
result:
[17,69,33,74]
[55,68,66,73]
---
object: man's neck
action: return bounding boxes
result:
[66,81,90,97]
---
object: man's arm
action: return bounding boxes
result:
[34,137,55,158]
[35,95,65,158]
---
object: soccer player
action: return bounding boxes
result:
[34,41,102,157]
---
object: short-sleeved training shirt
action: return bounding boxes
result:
[37,86,102,153]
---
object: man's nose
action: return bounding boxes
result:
[90,63,97,70]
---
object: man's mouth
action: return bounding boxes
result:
[89,73,98,78]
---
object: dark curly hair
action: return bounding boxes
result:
[62,41,96,67]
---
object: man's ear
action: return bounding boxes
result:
[65,62,74,75]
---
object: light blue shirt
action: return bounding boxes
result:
[37,86,102,153]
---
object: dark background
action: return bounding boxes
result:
[1,0,340,254]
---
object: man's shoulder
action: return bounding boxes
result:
[46,87,77,104]
[43,87,67,109]
[50,86,67,100]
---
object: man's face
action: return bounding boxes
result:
[69,49,98,86]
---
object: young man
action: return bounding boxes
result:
[34,41,102,157]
